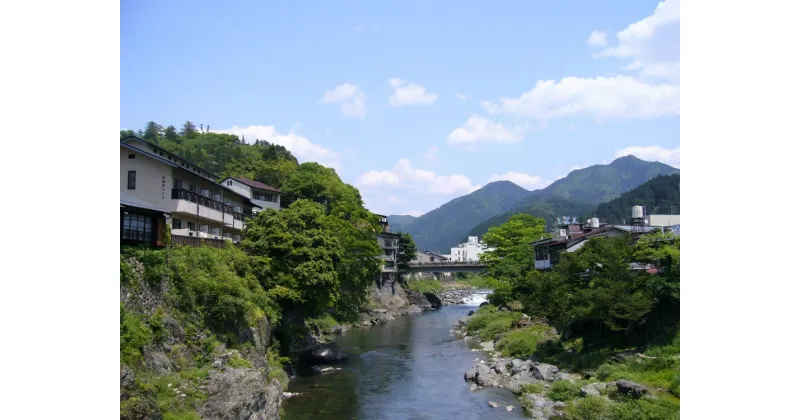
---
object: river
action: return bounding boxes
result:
[282,290,527,419]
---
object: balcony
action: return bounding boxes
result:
[171,188,246,229]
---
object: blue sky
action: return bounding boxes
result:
[121,0,680,216]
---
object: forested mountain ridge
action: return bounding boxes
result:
[391,181,532,252]
[592,174,680,223]
[408,156,678,248]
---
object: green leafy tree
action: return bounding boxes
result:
[120,129,136,139]
[242,200,342,314]
[397,232,417,269]
[181,121,198,138]
[481,214,547,286]
[144,121,163,142]
[164,125,179,142]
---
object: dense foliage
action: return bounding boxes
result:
[389,181,532,252]
[468,215,680,418]
[593,174,680,224]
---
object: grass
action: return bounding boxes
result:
[407,278,443,294]
[519,383,544,394]
[465,305,521,341]
[455,274,490,288]
[594,334,680,397]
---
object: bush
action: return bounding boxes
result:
[563,396,611,420]
[465,305,521,340]
[497,330,540,358]
[547,380,582,402]
[121,304,152,365]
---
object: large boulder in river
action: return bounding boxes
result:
[465,362,502,387]
[404,289,433,310]
[305,343,349,363]
[422,292,442,309]
[199,368,282,420]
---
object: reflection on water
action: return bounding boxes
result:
[283,292,526,420]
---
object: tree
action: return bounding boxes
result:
[242,200,342,314]
[164,125,179,142]
[481,214,547,284]
[120,129,136,139]
[144,121,163,142]
[181,121,198,138]
[397,232,417,269]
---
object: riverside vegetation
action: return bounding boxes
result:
[458,214,679,419]
[120,123,429,419]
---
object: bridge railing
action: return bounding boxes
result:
[406,260,486,266]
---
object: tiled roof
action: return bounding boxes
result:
[232,177,281,193]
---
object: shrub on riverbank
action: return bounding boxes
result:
[496,323,555,357]
[455,274,490,288]
[465,305,521,341]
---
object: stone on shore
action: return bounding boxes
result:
[616,379,649,398]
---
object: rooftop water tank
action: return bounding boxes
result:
[632,206,644,219]
[590,218,600,228]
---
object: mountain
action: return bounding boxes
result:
[387,215,418,232]
[593,174,680,224]
[528,155,679,205]
[466,156,678,238]
[396,181,532,253]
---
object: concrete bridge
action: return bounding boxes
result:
[402,261,487,274]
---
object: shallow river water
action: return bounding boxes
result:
[282,290,527,420]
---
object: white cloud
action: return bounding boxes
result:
[217,125,342,169]
[319,83,366,118]
[423,146,439,161]
[388,195,403,204]
[482,75,679,121]
[405,210,425,217]
[356,159,478,195]
[456,93,468,101]
[615,145,680,168]
[388,78,438,106]
[591,0,680,83]
[447,115,526,145]
[488,172,552,190]
[586,30,608,47]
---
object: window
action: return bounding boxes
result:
[211,227,220,236]
[384,249,393,256]
[227,180,233,186]
[223,232,232,239]
[127,171,136,190]
[199,224,209,233]
[430,256,434,262]
[173,178,183,190]
[128,154,135,159]
[188,184,196,192]
[212,193,221,202]
[187,222,196,232]
[172,219,182,229]
[122,213,152,242]
[233,234,241,242]
[200,189,210,197]
[385,261,395,268]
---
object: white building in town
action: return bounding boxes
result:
[450,236,495,262]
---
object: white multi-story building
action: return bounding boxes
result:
[220,177,281,213]
[450,236,494,262]
[120,137,260,245]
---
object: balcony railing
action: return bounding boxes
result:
[171,188,246,221]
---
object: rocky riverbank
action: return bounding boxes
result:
[453,317,660,419]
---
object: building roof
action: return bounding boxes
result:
[227,177,281,193]
[423,250,449,260]
[121,192,170,214]
[121,137,261,208]
[531,226,623,248]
